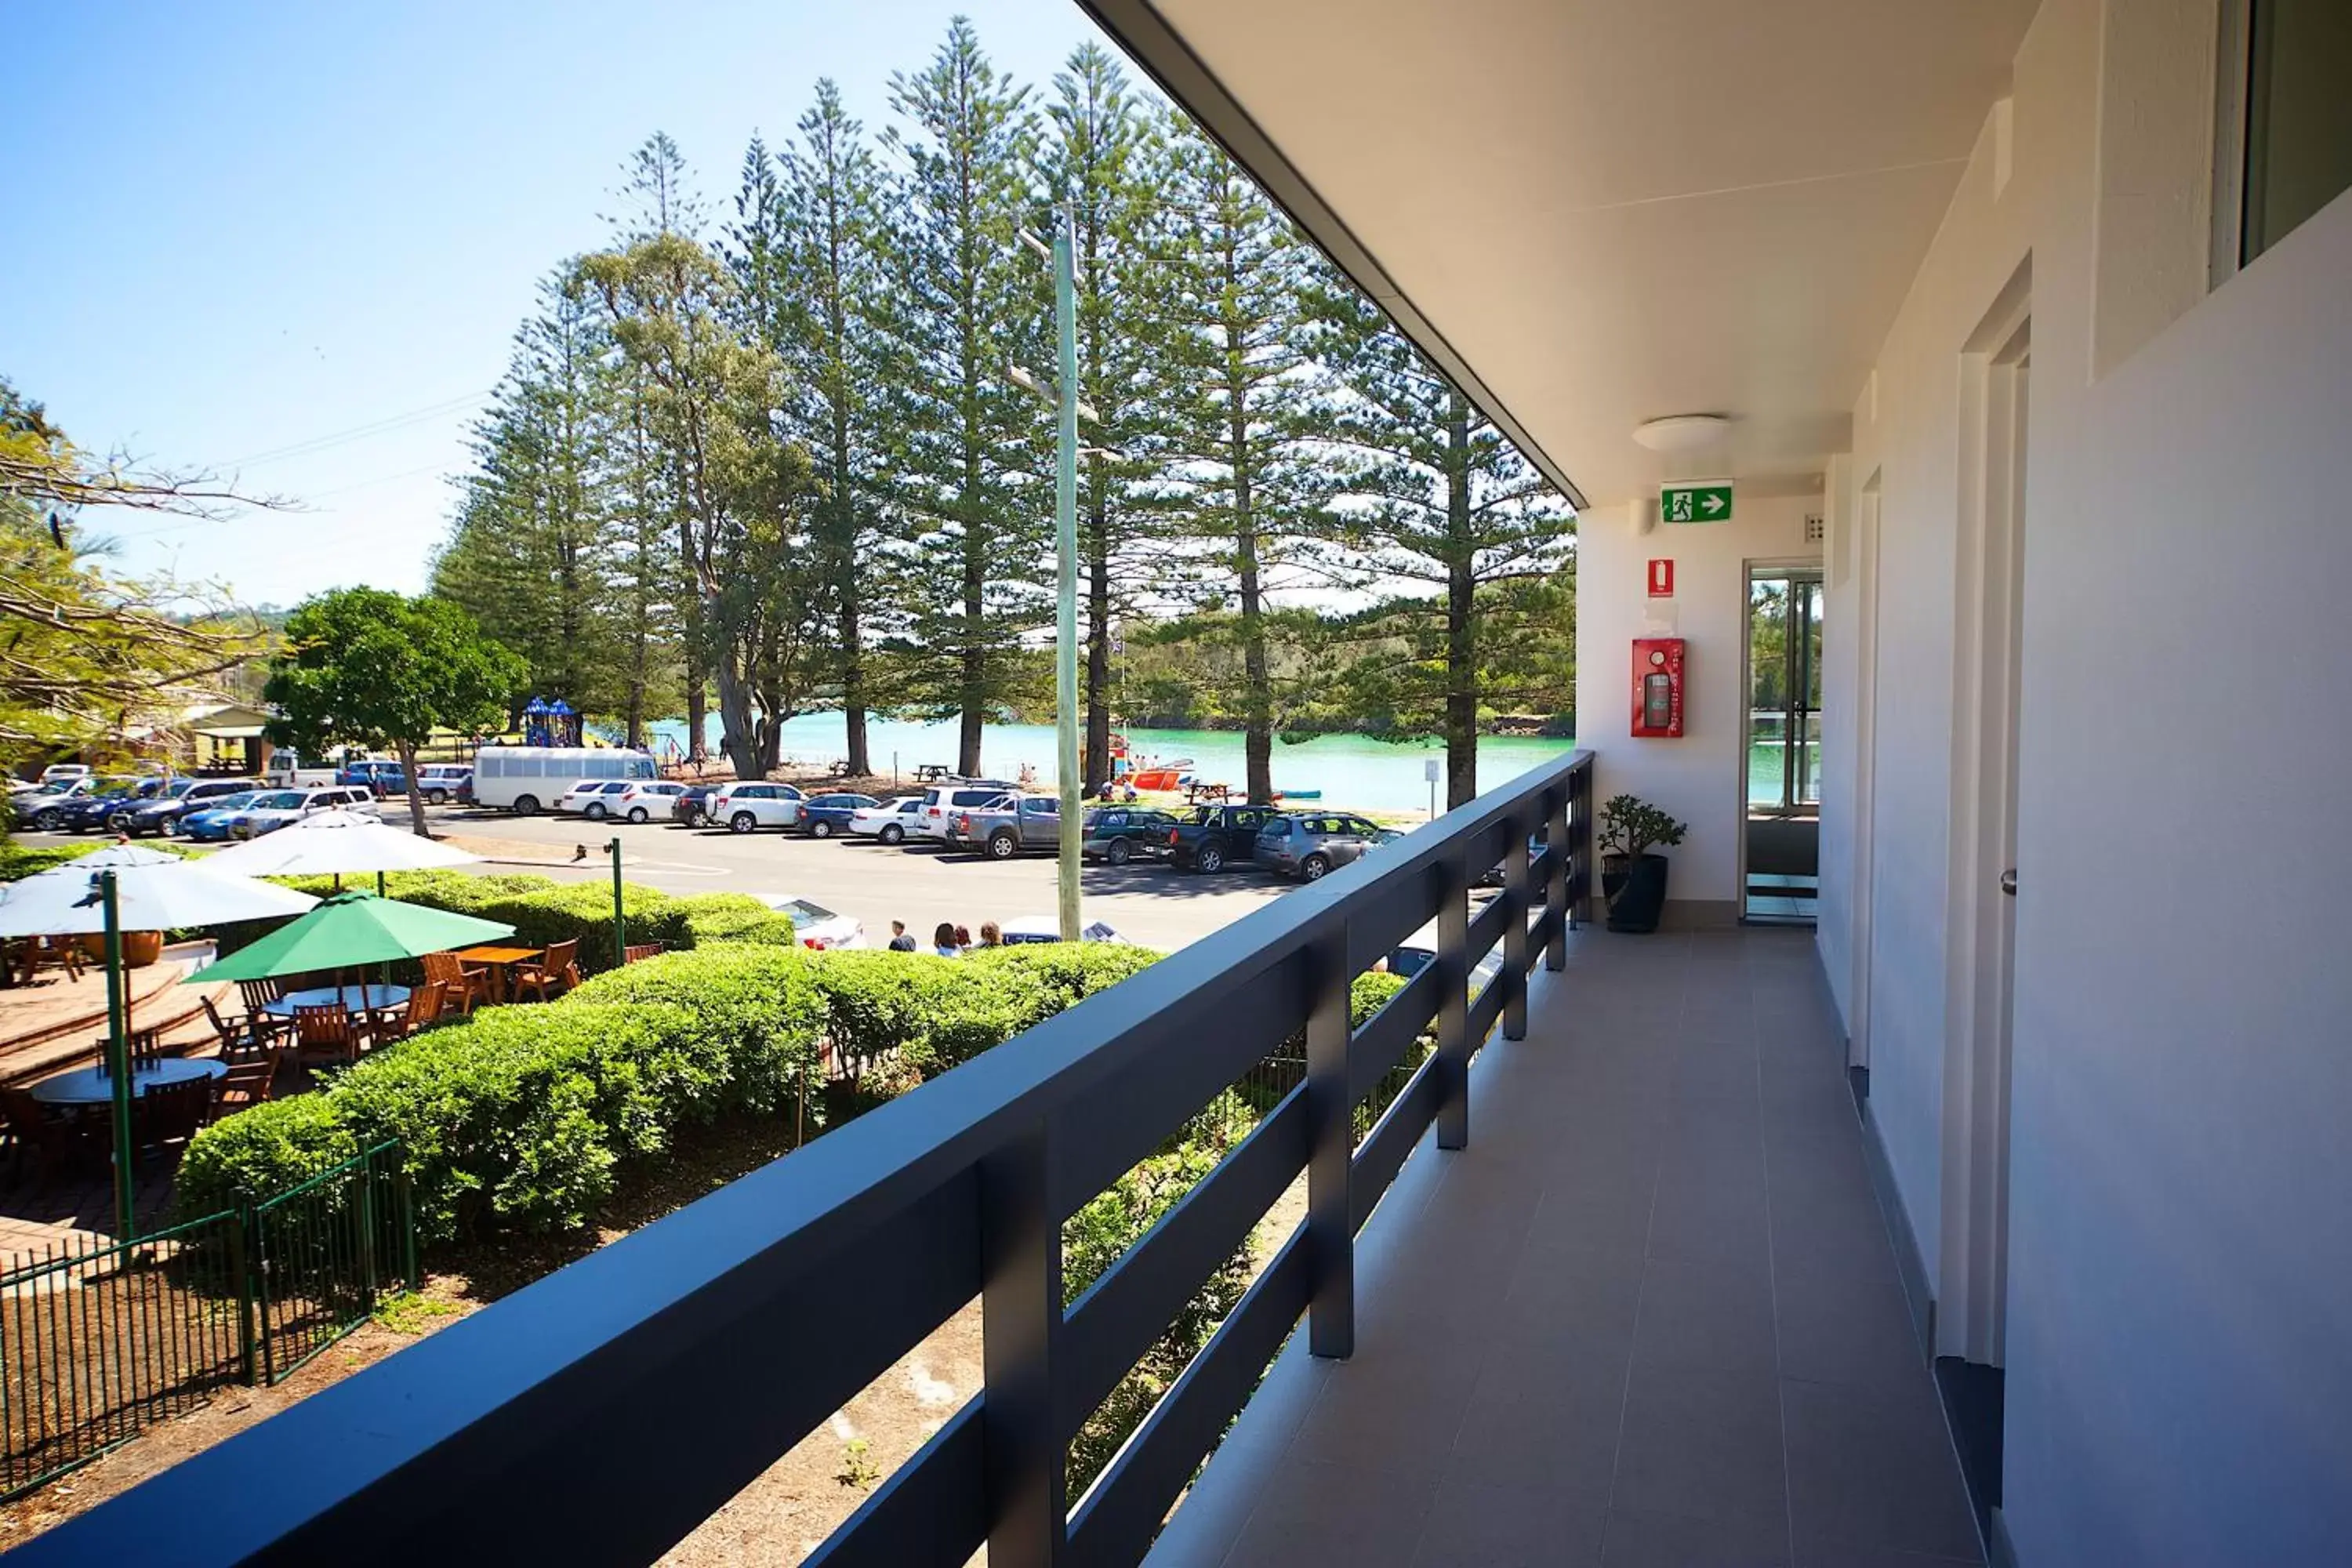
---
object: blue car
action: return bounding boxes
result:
[335,760,407,795]
[57,778,166,833]
[797,793,880,838]
[178,789,269,841]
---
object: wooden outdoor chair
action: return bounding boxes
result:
[133,1076,216,1159]
[363,982,447,1050]
[214,1047,285,1114]
[201,996,270,1064]
[622,942,664,965]
[22,936,87,985]
[292,1004,361,1069]
[421,951,489,1016]
[0,1088,89,1182]
[511,939,580,1003]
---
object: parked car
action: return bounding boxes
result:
[997,915,1130,945]
[556,780,633,818]
[1166,803,1279,873]
[178,789,271,841]
[38,764,92,787]
[335,759,410,796]
[705,781,805,833]
[117,777,257,837]
[1256,811,1389,881]
[846,796,924,844]
[14,777,106,830]
[1082,805,1180,865]
[56,777,167,833]
[226,786,379,839]
[915,780,1018,844]
[416,764,472,805]
[612,781,688,823]
[953,794,1060,858]
[671,785,716,828]
[1386,929,1506,998]
[749,894,865,950]
[797,793,880,838]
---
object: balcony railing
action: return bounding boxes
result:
[16,749,1595,1568]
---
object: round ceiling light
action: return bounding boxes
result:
[1632,414,1730,453]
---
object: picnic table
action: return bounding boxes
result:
[913,764,951,782]
[455,944,542,1004]
[1185,781,1234,805]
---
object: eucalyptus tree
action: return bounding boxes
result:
[1298,282,1574,806]
[877,18,1049,775]
[1156,120,1329,803]
[1037,44,1175,793]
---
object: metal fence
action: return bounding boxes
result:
[0,1141,416,1501]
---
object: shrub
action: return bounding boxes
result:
[567,946,824,1116]
[808,950,1027,1077]
[176,1092,361,1215]
[668,893,801,949]
[963,943,1163,1030]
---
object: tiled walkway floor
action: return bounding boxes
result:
[1149,925,1983,1568]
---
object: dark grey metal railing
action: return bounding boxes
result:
[15,750,1593,1568]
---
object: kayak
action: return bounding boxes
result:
[1278,789,1323,800]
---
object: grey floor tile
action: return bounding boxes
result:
[1288,1354,1476,1473]
[1448,1348,1631,1511]
[1771,1269,1933,1399]
[1781,1379,1984,1563]
[1602,1506,1792,1566]
[1218,1457,1436,1568]
[1648,1160,1773,1270]
[1611,1362,1790,1528]
[1495,1240,1648,1358]
[1632,1251,1779,1376]
[1410,1473,1606,1566]
[1797,1544,1983,1568]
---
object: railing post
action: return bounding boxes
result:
[1547,782,1571,969]
[1436,853,1472,1151]
[230,1203,256,1388]
[358,1156,380,1307]
[397,1166,420,1294]
[1306,923,1354,1358]
[1504,811,1533,1040]
[979,1124,1064,1566]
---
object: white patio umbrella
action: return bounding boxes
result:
[196,808,481,890]
[0,844,319,1239]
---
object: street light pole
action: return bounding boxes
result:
[1052,209,1082,943]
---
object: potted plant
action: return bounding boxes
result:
[1599,793,1687,933]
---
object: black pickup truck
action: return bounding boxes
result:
[1166,803,1279,873]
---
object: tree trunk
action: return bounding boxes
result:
[1232,411,1273,805]
[394,741,430,837]
[834,405,870,777]
[1445,393,1478,809]
[1083,493,1112,795]
[958,474,985,779]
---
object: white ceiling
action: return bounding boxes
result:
[1095,0,2039,505]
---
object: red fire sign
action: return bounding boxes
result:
[1646,558,1675,597]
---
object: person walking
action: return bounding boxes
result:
[887,920,918,953]
[933,923,962,957]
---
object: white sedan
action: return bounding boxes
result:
[750,894,866,950]
[556,780,633,818]
[845,796,925,845]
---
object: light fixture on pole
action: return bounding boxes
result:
[1011,205,1086,942]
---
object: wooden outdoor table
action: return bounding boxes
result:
[31,1058,226,1107]
[261,984,411,1019]
[454,945,541,1004]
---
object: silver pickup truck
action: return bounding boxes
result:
[952,793,1063,859]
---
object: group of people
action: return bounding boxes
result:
[884,920,1004,956]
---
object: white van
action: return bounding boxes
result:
[469,746,658,815]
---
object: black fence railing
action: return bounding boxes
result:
[14,750,1594,1568]
[0,1140,416,1502]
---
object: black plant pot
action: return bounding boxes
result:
[1603,853,1671,933]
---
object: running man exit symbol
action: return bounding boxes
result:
[1647,559,1675,597]
[1660,481,1733,523]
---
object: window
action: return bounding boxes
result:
[2225,0,2352,267]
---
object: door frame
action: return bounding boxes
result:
[1850,473,1883,1073]
[1940,274,2031,1366]
[1735,557,1826,923]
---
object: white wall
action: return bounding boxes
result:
[1817,0,2352,1559]
[1573,493,1817,916]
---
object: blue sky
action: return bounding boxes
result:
[2,2,1120,608]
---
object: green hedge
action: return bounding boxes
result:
[179,949,828,1240]
[265,869,797,971]
[810,944,1163,1079]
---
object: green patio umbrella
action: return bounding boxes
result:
[197,891,515,982]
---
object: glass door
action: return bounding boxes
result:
[1745,568,1823,920]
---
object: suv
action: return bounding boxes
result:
[1257,811,1388,880]
[178,789,270,841]
[798,793,880,838]
[915,780,1018,844]
[955,794,1062,858]
[228,786,379,839]
[416,764,472,805]
[672,785,716,828]
[613,781,688,823]
[335,760,408,796]
[56,777,166,833]
[1167,804,1279,873]
[118,777,256,837]
[1083,805,1180,865]
[706,782,805,833]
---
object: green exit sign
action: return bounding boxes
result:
[1660,481,1733,524]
